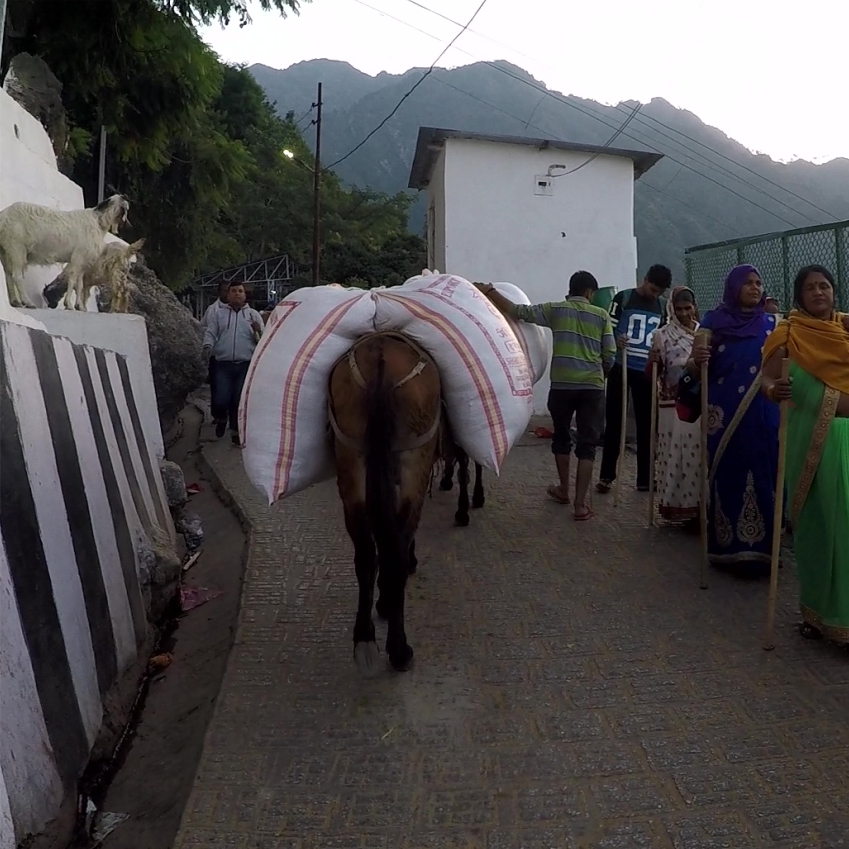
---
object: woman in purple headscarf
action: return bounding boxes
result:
[687,264,781,575]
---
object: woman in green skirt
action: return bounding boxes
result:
[762,265,849,643]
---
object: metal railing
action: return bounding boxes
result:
[189,253,298,318]
[685,220,849,312]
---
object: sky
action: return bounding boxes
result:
[201,0,847,165]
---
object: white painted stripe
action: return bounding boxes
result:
[105,353,173,543]
[0,535,64,843]
[84,347,147,579]
[0,740,16,849]
[3,327,102,747]
[53,338,136,669]
[103,353,158,531]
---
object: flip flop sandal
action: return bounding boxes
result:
[546,485,571,505]
[574,506,594,521]
[596,480,612,494]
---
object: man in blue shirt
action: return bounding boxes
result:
[597,264,671,493]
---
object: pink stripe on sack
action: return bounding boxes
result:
[271,297,362,499]
[381,293,510,466]
[418,280,532,397]
[239,302,300,443]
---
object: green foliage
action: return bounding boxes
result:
[3,0,424,291]
[154,0,303,27]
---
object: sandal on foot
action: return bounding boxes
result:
[574,505,594,521]
[546,485,571,505]
[596,480,613,494]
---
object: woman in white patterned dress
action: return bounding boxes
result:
[647,286,701,527]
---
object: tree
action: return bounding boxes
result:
[1,0,426,291]
[155,0,304,27]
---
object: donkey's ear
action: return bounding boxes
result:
[129,238,146,252]
[94,198,111,212]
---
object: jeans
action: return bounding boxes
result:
[599,363,653,487]
[211,360,250,433]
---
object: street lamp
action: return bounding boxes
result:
[283,149,294,160]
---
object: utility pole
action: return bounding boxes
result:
[311,82,322,287]
[97,125,107,203]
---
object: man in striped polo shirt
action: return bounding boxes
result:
[478,271,615,520]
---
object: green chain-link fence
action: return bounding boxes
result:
[685,220,849,312]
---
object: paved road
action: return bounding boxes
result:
[175,428,849,849]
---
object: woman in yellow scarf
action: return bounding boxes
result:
[762,265,849,643]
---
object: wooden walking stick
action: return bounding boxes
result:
[696,330,711,590]
[613,346,629,507]
[764,356,791,651]
[647,358,659,527]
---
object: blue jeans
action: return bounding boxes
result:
[211,360,250,432]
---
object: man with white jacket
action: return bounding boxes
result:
[202,281,264,444]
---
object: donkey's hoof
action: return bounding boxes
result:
[439,478,454,491]
[389,644,414,672]
[472,496,486,509]
[454,511,470,527]
[354,641,381,677]
[375,597,390,621]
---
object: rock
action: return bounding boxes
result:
[128,258,205,434]
[133,525,181,622]
[159,460,188,509]
[3,52,69,166]
[176,511,204,553]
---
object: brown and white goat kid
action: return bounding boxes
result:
[73,238,146,313]
[0,194,130,310]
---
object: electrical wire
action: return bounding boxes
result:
[432,76,738,236]
[391,0,839,223]
[325,0,491,170]
[551,102,643,177]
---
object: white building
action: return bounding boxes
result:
[408,126,662,411]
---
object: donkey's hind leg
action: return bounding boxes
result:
[472,463,485,509]
[454,450,470,527]
[439,456,455,491]
[345,503,380,677]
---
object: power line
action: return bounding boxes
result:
[394,0,838,223]
[432,76,738,237]
[325,0,491,170]
[551,103,643,177]
[295,106,315,128]
[611,103,841,222]
[605,101,826,225]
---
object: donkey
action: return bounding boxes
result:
[439,447,485,527]
[328,331,443,675]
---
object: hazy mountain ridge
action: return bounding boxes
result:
[251,58,849,279]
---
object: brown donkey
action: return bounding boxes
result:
[328,332,442,675]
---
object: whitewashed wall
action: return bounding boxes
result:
[32,311,166,459]
[0,83,175,847]
[429,138,639,412]
[0,88,85,310]
[0,320,173,845]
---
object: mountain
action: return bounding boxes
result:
[250,59,849,280]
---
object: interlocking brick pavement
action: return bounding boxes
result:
[175,428,849,849]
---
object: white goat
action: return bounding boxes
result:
[0,194,130,310]
[84,238,146,313]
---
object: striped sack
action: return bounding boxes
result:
[490,281,552,385]
[239,275,534,504]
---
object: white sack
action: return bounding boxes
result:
[489,281,552,385]
[239,285,375,503]
[239,274,535,504]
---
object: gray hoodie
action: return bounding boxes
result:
[202,303,264,363]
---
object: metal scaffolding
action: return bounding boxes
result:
[185,252,299,318]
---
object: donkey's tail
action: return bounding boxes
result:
[364,348,400,548]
